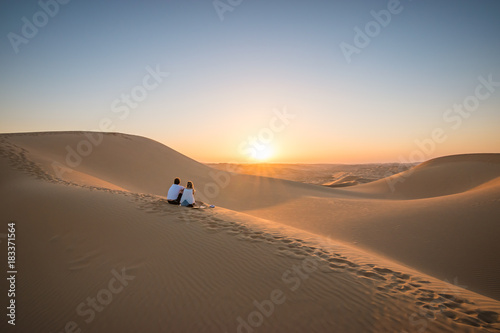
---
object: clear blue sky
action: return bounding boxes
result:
[1,0,499,163]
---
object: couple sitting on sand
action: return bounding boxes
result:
[167,177,196,207]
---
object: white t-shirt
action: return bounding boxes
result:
[180,188,195,206]
[167,184,184,200]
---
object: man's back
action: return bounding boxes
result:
[167,184,184,200]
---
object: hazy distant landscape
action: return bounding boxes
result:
[207,163,417,187]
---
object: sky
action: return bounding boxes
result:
[1,0,499,163]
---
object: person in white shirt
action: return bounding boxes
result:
[180,181,196,207]
[167,177,184,205]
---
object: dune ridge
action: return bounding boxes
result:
[1,131,500,332]
[347,153,500,199]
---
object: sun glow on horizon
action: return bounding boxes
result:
[253,145,274,162]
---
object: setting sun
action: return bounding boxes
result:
[254,145,274,161]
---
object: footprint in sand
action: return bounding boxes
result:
[476,310,499,324]
[404,286,500,330]
[438,293,474,305]
[328,257,358,268]
[247,232,267,240]
[417,294,436,302]
[395,284,412,292]
[373,267,393,275]
[392,272,411,280]
[442,310,458,319]
[356,270,386,281]
[442,302,461,309]
[276,249,306,260]
[318,264,343,273]
[457,316,482,327]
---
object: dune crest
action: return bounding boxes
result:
[1,131,500,332]
[347,153,500,199]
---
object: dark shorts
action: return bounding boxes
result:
[167,192,183,205]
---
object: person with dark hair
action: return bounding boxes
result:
[180,181,196,207]
[167,177,184,205]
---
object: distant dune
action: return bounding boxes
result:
[322,174,375,188]
[207,162,416,187]
[1,131,499,332]
[349,153,500,199]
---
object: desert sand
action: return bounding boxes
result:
[1,131,499,332]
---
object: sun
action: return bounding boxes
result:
[254,145,274,162]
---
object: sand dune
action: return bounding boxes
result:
[347,154,500,199]
[322,174,375,188]
[1,131,500,332]
[207,162,414,187]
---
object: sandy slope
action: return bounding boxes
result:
[5,132,500,300]
[1,132,500,332]
[345,154,500,199]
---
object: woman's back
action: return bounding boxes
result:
[180,188,195,206]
